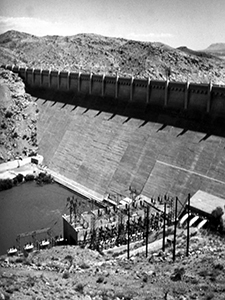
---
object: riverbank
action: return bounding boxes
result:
[0,155,104,202]
[0,155,46,191]
[0,155,43,179]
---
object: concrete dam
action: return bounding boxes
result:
[3,65,225,206]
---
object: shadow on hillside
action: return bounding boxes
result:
[27,87,225,138]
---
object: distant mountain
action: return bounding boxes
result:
[176,46,215,59]
[0,30,225,84]
[0,30,38,43]
[206,43,225,51]
[204,43,225,59]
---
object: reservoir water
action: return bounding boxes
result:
[0,181,95,255]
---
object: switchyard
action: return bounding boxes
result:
[63,193,174,251]
[63,189,225,255]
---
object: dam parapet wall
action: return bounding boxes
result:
[2,65,225,119]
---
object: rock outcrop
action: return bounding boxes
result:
[0,68,38,162]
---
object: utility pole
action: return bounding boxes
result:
[173,197,178,262]
[127,206,130,259]
[146,205,150,257]
[67,197,73,224]
[162,202,167,252]
[186,193,190,257]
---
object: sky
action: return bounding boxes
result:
[0,0,225,50]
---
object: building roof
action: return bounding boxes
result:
[190,190,225,219]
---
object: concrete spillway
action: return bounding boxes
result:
[35,91,225,204]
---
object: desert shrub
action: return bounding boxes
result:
[1,121,7,129]
[170,267,185,281]
[62,271,70,279]
[27,275,36,287]
[25,174,35,181]
[13,177,18,185]
[79,262,90,269]
[112,252,119,257]
[12,131,18,138]
[16,173,24,183]
[5,110,13,118]
[15,257,24,263]
[36,172,53,185]
[0,179,13,191]
[143,274,148,282]
[211,206,223,219]
[64,255,73,261]
[211,206,224,232]
[210,275,217,282]
[100,289,115,300]
[213,263,223,270]
[204,292,214,300]
[198,270,208,278]
[5,179,13,189]
[51,256,59,261]
[64,255,73,266]
[96,276,104,283]
[74,283,84,293]
[114,291,134,300]
[191,278,199,284]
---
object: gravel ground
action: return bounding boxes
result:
[0,229,225,300]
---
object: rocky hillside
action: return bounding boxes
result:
[0,68,38,162]
[0,30,225,84]
[0,229,225,300]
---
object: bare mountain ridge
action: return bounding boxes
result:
[204,43,225,59]
[206,43,225,51]
[176,46,216,59]
[0,30,225,84]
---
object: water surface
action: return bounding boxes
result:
[0,181,94,255]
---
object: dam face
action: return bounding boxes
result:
[3,65,225,204]
[35,93,225,204]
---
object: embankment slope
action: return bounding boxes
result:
[35,92,225,203]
